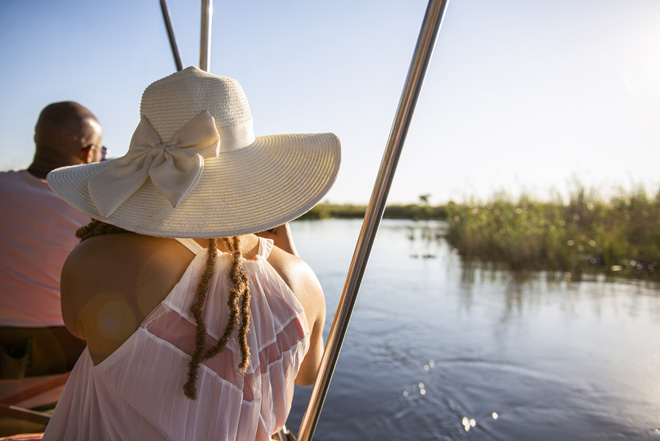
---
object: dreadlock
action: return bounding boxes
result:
[77,219,128,241]
[76,220,252,401]
[182,235,251,400]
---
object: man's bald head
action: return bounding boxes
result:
[29,101,103,179]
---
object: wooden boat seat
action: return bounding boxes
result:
[0,372,69,438]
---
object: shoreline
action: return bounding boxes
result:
[301,187,660,281]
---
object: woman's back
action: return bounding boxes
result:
[43,67,338,441]
[43,233,323,441]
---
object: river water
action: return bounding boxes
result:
[284,219,660,441]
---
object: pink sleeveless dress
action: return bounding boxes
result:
[42,237,310,441]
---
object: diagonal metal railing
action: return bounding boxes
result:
[296,1,451,439]
[159,0,183,71]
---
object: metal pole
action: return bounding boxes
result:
[296,0,450,440]
[200,0,213,71]
[159,0,183,71]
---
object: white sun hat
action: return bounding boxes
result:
[46,66,341,238]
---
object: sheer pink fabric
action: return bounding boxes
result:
[43,238,310,441]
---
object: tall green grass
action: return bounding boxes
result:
[445,187,660,278]
[301,188,660,279]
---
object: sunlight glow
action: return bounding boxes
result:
[623,33,660,101]
[97,301,136,341]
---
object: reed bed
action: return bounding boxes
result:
[445,188,660,279]
[302,188,660,279]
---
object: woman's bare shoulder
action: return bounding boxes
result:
[60,234,194,342]
[267,247,322,296]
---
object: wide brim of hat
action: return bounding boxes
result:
[47,132,340,238]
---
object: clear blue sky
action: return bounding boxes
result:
[1,0,659,204]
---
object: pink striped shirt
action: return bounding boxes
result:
[0,170,91,327]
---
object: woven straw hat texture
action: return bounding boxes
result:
[47,67,341,238]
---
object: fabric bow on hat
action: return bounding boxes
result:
[88,111,220,217]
